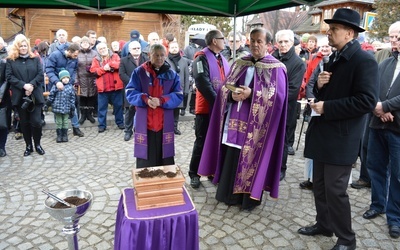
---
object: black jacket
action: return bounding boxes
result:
[369,52,400,133]
[6,56,45,106]
[119,52,147,107]
[272,46,305,102]
[304,40,378,165]
[0,59,11,109]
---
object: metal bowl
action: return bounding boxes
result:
[44,189,93,225]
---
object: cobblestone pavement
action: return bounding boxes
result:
[0,114,399,250]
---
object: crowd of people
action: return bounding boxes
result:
[0,9,399,249]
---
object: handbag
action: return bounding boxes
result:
[0,107,7,129]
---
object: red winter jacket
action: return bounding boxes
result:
[90,53,123,93]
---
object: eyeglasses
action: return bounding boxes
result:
[215,37,225,40]
[131,47,141,50]
[229,40,240,43]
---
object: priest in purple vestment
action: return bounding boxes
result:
[198,28,288,211]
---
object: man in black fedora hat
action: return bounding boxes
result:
[297,8,378,250]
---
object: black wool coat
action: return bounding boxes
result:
[304,40,378,165]
[119,53,147,108]
[6,56,45,106]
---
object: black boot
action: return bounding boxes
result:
[35,144,45,155]
[79,108,87,125]
[24,144,33,157]
[62,128,68,142]
[86,109,96,123]
[56,129,62,143]
[73,127,84,137]
[32,126,44,155]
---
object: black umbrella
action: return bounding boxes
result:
[190,33,206,48]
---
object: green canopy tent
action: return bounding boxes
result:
[0,0,320,17]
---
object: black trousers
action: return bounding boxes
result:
[136,130,174,168]
[188,114,209,178]
[124,106,136,135]
[173,108,180,130]
[182,93,188,110]
[281,99,298,172]
[79,95,97,109]
[216,146,262,209]
[313,160,355,245]
[17,104,43,147]
[189,93,196,111]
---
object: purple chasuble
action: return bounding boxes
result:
[134,68,175,160]
[198,55,288,199]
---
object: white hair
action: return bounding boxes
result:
[275,30,294,43]
[388,21,400,34]
[56,29,68,38]
[129,41,141,49]
[148,32,160,41]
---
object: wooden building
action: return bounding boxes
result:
[294,0,374,36]
[0,8,180,46]
[246,1,374,38]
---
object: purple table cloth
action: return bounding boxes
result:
[114,187,199,250]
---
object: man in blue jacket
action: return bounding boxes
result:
[46,43,84,137]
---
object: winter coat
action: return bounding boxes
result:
[48,41,70,55]
[166,55,190,108]
[183,43,201,61]
[90,52,123,93]
[125,61,183,132]
[119,53,147,108]
[47,83,75,114]
[299,47,318,63]
[304,40,378,165]
[77,48,98,97]
[0,47,7,60]
[369,53,400,134]
[272,46,305,103]
[121,40,149,58]
[166,56,190,94]
[0,59,11,109]
[6,56,45,106]
[45,44,78,90]
[226,47,250,65]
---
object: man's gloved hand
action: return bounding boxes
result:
[69,108,75,119]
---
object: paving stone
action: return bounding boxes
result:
[1,119,399,249]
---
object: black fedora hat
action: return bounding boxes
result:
[324,8,365,32]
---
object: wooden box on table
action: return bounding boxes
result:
[132,165,185,210]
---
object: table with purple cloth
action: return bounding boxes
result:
[114,187,199,250]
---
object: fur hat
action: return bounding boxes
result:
[59,69,70,81]
[324,8,365,32]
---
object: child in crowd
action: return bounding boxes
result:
[44,69,75,143]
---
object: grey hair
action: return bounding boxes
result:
[149,43,166,54]
[275,30,294,43]
[56,29,68,38]
[388,21,400,34]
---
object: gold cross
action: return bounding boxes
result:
[136,134,145,144]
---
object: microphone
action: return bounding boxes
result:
[322,56,330,72]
